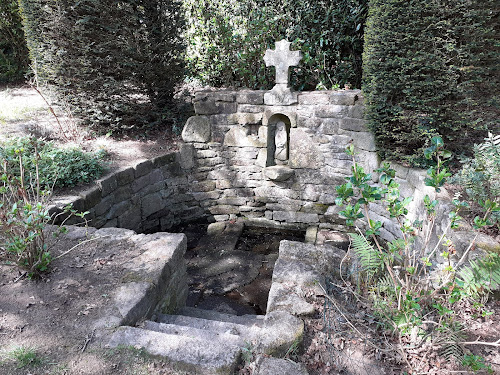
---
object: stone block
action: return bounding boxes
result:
[298,92,329,105]
[209,205,240,215]
[228,112,263,125]
[107,200,131,220]
[97,175,117,197]
[347,104,365,119]
[329,90,360,105]
[339,130,376,152]
[263,166,294,181]
[141,192,163,218]
[115,167,135,186]
[212,91,235,102]
[254,355,308,375]
[118,206,142,230]
[94,194,115,216]
[182,116,211,143]
[315,105,348,118]
[191,181,216,192]
[289,128,324,168]
[224,127,265,147]
[178,143,194,169]
[264,85,298,105]
[80,185,102,210]
[152,153,177,169]
[305,226,318,243]
[134,160,154,178]
[114,185,132,203]
[319,118,341,134]
[339,117,368,132]
[236,90,264,104]
[273,211,319,223]
[238,104,265,113]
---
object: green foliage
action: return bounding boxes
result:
[456,253,500,298]
[462,354,493,373]
[349,232,383,279]
[334,137,497,371]
[0,137,106,189]
[183,0,368,90]
[5,346,42,369]
[0,0,29,83]
[18,0,186,133]
[451,133,500,226]
[363,0,498,167]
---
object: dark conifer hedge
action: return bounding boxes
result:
[18,0,185,132]
[363,0,499,166]
[0,0,29,83]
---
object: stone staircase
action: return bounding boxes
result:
[108,307,268,374]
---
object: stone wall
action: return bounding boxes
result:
[50,152,204,233]
[182,89,436,244]
[50,88,443,246]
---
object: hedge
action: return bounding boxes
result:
[183,0,368,90]
[0,0,29,83]
[363,0,499,167]
[18,0,185,132]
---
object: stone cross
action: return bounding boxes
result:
[264,40,302,86]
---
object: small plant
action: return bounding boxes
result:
[6,346,43,368]
[332,136,498,372]
[451,132,500,229]
[0,138,82,277]
[0,137,106,189]
[462,354,493,373]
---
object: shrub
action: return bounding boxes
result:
[362,0,499,167]
[451,133,500,227]
[18,0,186,133]
[183,0,368,90]
[333,137,499,371]
[0,0,29,83]
[0,137,106,189]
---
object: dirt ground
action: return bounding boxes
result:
[1,85,499,375]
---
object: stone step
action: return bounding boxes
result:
[108,326,241,375]
[156,313,259,339]
[179,306,265,327]
[142,320,244,346]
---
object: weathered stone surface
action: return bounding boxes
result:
[315,105,348,118]
[264,40,302,86]
[236,90,264,104]
[339,117,368,132]
[263,166,294,181]
[298,92,329,105]
[97,175,117,197]
[80,186,102,210]
[289,128,324,168]
[330,90,360,105]
[254,356,309,375]
[108,327,241,374]
[141,192,163,218]
[264,85,299,105]
[228,112,263,125]
[259,311,304,356]
[273,211,319,223]
[224,127,265,147]
[134,160,154,178]
[178,143,195,169]
[182,116,211,143]
[266,283,315,316]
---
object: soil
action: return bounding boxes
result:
[1,85,499,375]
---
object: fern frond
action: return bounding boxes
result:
[348,233,384,278]
[457,253,500,297]
[436,323,466,360]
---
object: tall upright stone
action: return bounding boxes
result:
[263,40,302,105]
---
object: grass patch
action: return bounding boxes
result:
[4,346,43,369]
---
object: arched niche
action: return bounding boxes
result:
[266,113,291,167]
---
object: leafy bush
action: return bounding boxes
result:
[18,0,185,132]
[184,0,367,90]
[0,137,106,188]
[0,0,29,83]
[362,0,498,167]
[0,137,93,278]
[333,137,498,371]
[451,133,500,227]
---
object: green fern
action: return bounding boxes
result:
[438,323,465,360]
[456,253,500,297]
[348,233,384,278]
